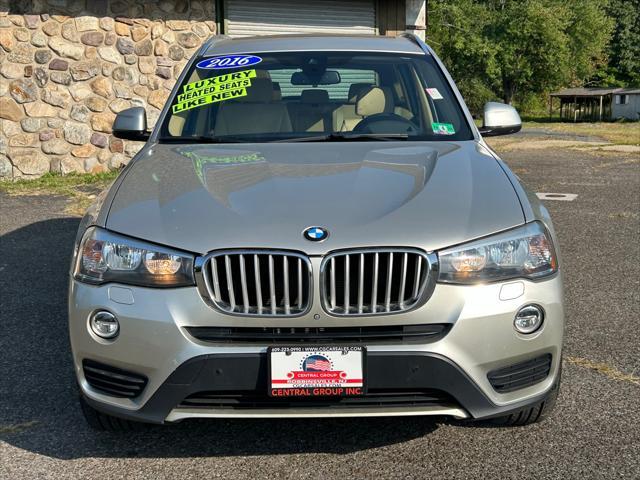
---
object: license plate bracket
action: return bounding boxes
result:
[268,346,365,397]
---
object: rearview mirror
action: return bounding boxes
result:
[478,102,522,137]
[113,107,150,141]
[291,70,341,86]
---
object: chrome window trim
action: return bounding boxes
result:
[319,247,439,317]
[195,249,313,318]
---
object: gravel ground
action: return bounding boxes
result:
[1,139,638,479]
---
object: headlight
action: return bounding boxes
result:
[74,227,195,287]
[437,222,557,284]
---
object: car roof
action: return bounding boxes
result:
[201,34,427,57]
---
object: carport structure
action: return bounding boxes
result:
[550,87,640,122]
[550,88,614,122]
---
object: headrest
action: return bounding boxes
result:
[348,83,373,103]
[380,86,396,112]
[239,76,273,102]
[301,89,329,104]
[272,82,282,101]
[356,86,393,116]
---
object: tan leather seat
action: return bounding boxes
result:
[213,77,292,136]
[289,89,331,132]
[332,83,372,132]
[336,86,395,132]
[373,86,413,120]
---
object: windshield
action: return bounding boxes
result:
[159,51,473,143]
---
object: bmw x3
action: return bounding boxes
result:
[69,34,563,430]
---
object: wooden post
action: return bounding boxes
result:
[599,95,603,121]
[549,96,553,119]
[560,100,563,120]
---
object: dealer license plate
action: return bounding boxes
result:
[269,346,365,397]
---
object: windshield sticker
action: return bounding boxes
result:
[196,55,262,70]
[432,122,455,135]
[426,88,443,100]
[172,69,257,113]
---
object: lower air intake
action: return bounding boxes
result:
[82,359,148,398]
[487,354,552,393]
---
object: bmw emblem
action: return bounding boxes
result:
[303,226,329,242]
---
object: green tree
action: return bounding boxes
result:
[492,0,572,104]
[600,0,640,85]
[426,0,498,112]
[564,0,614,84]
[427,0,616,110]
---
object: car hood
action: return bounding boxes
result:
[106,141,524,254]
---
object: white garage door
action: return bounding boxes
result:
[225,0,377,37]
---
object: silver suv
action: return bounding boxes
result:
[69,34,563,430]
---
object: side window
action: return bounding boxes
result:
[615,94,628,105]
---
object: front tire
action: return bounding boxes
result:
[79,396,145,431]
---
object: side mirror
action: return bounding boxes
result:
[478,102,522,137]
[113,107,150,141]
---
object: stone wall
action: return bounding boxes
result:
[0,0,216,179]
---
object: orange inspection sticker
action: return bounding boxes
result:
[172,69,257,113]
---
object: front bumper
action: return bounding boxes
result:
[69,274,564,423]
[82,351,560,423]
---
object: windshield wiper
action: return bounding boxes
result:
[159,133,409,144]
[274,133,409,143]
[158,135,249,143]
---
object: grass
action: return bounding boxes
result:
[0,420,40,435]
[0,171,120,194]
[521,120,640,145]
[0,171,121,216]
[476,118,639,145]
[566,356,640,386]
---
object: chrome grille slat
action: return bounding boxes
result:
[357,253,365,314]
[322,248,433,316]
[225,255,236,311]
[412,255,422,299]
[211,257,222,303]
[297,258,303,310]
[371,252,379,313]
[254,254,263,314]
[283,256,290,315]
[239,254,249,313]
[385,252,394,312]
[344,254,350,313]
[201,260,215,302]
[197,250,312,317]
[330,257,336,310]
[399,252,408,308]
[268,254,276,315]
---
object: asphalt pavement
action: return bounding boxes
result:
[1,140,638,479]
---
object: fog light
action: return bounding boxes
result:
[89,311,119,339]
[514,305,544,334]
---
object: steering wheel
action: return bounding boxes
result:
[352,113,418,135]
